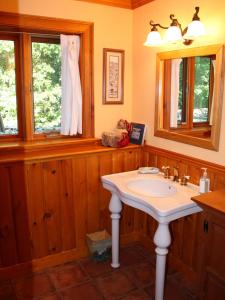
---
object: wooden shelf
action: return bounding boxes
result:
[0,138,141,163]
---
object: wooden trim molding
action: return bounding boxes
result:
[132,0,154,9]
[76,0,154,9]
[78,0,132,9]
[0,140,141,163]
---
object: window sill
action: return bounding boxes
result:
[0,138,141,163]
[170,127,211,138]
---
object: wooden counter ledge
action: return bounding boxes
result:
[0,138,141,163]
[192,189,225,214]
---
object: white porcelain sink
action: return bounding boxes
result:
[102,170,201,222]
[126,179,177,198]
[101,170,202,300]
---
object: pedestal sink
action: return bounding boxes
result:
[101,170,202,300]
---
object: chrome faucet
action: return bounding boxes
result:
[173,167,179,182]
[180,175,190,185]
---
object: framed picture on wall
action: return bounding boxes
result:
[102,48,125,104]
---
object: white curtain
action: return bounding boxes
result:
[210,60,216,126]
[170,58,182,128]
[60,34,82,135]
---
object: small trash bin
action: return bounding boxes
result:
[86,230,111,261]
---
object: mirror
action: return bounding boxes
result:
[155,45,225,151]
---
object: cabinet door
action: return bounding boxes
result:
[203,210,225,299]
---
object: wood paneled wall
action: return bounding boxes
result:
[143,145,225,190]
[0,146,142,278]
[140,145,225,282]
[1,143,225,283]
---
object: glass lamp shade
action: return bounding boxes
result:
[183,20,205,40]
[165,25,182,43]
[144,30,162,46]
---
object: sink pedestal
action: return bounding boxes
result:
[109,194,122,268]
[109,193,171,300]
[154,223,171,300]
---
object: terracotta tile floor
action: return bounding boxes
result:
[0,244,199,300]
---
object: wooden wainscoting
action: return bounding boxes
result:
[139,145,225,284]
[1,143,225,284]
[0,145,142,279]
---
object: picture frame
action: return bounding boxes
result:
[130,122,147,145]
[102,48,125,104]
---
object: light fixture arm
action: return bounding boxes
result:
[192,6,200,21]
[149,20,168,31]
[169,14,183,32]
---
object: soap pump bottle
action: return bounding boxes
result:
[199,168,210,194]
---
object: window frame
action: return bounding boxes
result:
[0,33,23,141]
[0,11,94,142]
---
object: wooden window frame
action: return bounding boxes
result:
[0,33,23,141]
[0,11,94,142]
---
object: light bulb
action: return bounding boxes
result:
[144,31,162,47]
[165,26,182,43]
[183,20,205,40]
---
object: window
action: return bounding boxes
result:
[32,38,61,133]
[193,56,214,124]
[0,12,94,141]
[0,37,18,136]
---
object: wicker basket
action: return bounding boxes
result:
[86,230,111,255]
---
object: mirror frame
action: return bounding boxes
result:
[154,44,225,151]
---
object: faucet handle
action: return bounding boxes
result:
[180,175,190,185]
[162,166,170,179]
[173,166,179,176]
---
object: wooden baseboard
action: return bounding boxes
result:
[0,232,139,280]
[0,246,89,281]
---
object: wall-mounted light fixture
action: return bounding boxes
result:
[144,7,205,47]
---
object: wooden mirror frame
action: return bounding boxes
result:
[154,44,225,151]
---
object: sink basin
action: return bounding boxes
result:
[126,179,177,198]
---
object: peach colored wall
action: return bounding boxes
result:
[133,0,225,165]
[1,0,225,165]
[0,0,133,137]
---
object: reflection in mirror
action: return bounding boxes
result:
[155,45,225,150]
[170,55,215,128]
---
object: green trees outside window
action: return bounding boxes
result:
[177,55,214,126]
[0,40,18,135]
[0,37,62,136]
[32,41,61,133]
